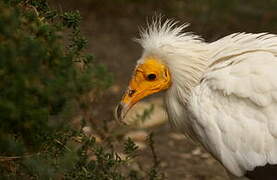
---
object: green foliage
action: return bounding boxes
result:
[0,0,103,149]
[62,11,81,29]
[0,0,114,178]
[0,1,164,179]
[123,138,138,159]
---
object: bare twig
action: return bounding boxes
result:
[0,153,41,162]
[147,132,159,168]
[54,139,72,152]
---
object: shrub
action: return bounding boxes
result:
[0,1,164,179]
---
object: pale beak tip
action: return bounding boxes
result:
[115,103,123,121]
[114,102,129,124]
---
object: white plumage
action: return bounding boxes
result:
[136,19,277,179]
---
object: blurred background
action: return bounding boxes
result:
[1,0,277,179]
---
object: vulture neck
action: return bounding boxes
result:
[164,42,209,127]
[166,43,208,103]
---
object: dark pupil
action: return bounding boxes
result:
[147,74,156,80]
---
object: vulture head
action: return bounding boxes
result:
[115,18,207,123]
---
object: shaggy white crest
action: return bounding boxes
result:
[134,18,277,179]
[136,18,202,53]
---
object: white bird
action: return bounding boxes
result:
[115,18,277,180]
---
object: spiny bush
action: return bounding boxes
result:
[0,0,164,179]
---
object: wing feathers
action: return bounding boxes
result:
[189,42,277,176]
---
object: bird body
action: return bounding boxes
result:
[116,19,277,179]
[165,32,277,177]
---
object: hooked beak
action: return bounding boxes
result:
[114,88,139,122]
[114,102,130,122]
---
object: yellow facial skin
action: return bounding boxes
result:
[115,58,171,121]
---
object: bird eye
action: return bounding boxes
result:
[147,73,156,81]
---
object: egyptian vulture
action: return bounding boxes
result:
[115,19,277,180]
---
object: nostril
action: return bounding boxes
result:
[128,89,136,97]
